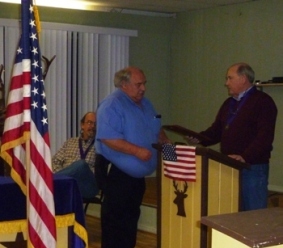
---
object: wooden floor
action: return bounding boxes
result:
[84,177,283,248]
[85,215,157,248]
[85,177,158,248]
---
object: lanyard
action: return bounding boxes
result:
[79,138,94,160]
[225,86,255,129]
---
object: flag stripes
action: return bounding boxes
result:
[162,144,196,182]
[0,0,56,247]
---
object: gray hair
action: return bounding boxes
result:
[114,68,132,87]
[234,63,255,83]
[114,67,145,87]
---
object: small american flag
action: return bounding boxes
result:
[1,0,56,247]
[162,143,196,182]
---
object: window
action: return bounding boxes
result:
[0,18,137,154]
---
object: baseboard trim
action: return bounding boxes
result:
[138,223,157,234]
[85,204,157,234]
[268,184,283,193]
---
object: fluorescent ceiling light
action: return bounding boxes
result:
[0,0,176,17]
[0,0,102,11]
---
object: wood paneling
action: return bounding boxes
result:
[160,154,240,248]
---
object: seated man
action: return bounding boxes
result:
[52,112,98,199]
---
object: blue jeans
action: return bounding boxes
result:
[241,163,269,211]
[56,160,99,199]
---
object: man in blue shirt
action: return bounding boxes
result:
[95,66,169,248]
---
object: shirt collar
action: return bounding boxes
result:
[80,136,94,143]
[233,86,253,101]
[118,88,145,107]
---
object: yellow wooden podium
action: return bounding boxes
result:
[156,146,249,248]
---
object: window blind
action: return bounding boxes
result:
[0,18,137,154]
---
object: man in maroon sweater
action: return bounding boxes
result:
[198,63,277,211]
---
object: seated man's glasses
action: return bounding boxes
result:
[85,121,96,126]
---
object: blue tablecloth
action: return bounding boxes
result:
[0,174,87,247]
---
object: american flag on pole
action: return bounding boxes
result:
[0,0,56,247]
[162,143,196,182]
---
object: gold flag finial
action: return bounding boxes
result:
[33,2,41,35]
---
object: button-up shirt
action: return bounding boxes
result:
[52,136,95,173]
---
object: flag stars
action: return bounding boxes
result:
[42,104,47,112]
[32,87,39,95]
[32,74,39,82]
[30,19,36,28]
[41,117,48,125]
[32,60,39,68]
[31,101,38,109]
[30,33,37,41]
[31,47,38,55]
[17,47,23,54]
[41,91,46,98]
[5,3,56,244]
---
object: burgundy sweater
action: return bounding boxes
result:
[200,87,277,164]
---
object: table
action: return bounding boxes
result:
[201,207,283,248]
[0,174,88,247]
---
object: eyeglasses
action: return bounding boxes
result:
[85,121,96,126]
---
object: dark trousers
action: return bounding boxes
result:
[99,161,145,248]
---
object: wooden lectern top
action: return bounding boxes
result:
[159,124,250,170]
[162,125,212,143]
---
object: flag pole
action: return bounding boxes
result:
[25,138,32,248]
[0,0,57,247]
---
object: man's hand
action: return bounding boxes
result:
[228,154,246,163]
[158,129,171,144]
[184,136,200,145]
[135,147,152,161]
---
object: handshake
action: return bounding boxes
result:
[184,136,200,145]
